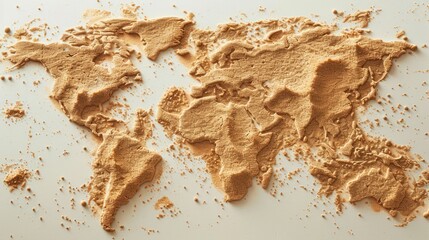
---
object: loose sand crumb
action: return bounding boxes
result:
[4,101,25,118]
[343,10,372,27]
[154,196,174,210]
[4,167,30,191]
[396,30,406,39]
[423,209,429,218]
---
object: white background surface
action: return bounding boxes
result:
[0,0,428,239]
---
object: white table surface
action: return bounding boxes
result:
[0,0,428,239]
